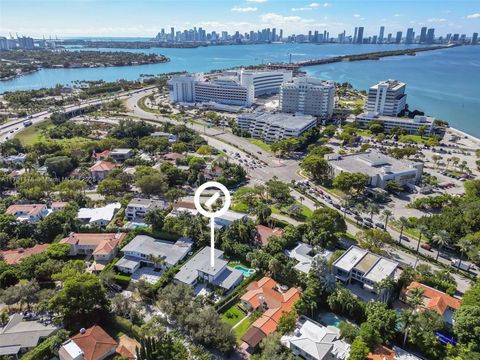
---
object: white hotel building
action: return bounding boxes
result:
[168,69,291,107]
[365,79,407,117]
[355,112,435,135]
[279,77,335,118]
[237,112,317,143]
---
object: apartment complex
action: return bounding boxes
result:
[236,112,317,143]
[239,69,292,96]
[355,112,435,135]
[125,198,168,222]
[365,79,407,117]
[279,77,335,118]
[327,150,423,189]
[332,246,399,292]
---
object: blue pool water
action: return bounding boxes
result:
[319,313,342,328]
[234,265,256,277]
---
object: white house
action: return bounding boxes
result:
[77,203,121,227]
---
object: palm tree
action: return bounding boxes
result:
[457,237,472,269]
[374,277,396,303]
[366,203,380,222]
[398,216,409,244]
[399,310,415,347]
[432,230,450,261]
[299,196,305,205]
[408,287,425,311]
[381,209,393,230]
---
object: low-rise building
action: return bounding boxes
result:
[5,204,49,222]
[0,244,50,265]
[174,247,243,292]
[281,316,350,360]
[355,112,434,135]
[286,243,332,274]
[89,161,116,181]
[332,245,399,292]
[60,233,126,262]
[125,198,168,222]
[59,325,134,360]
[0,313,58,358]
[110,148,133,161]
[151,132,177,143]
[255,225,284,246]
[214,210,247,229]
[327,150,423,189]
[236,112,317,144]
[400,281,461,327]
[241,277,301,349]
[116,235,192,274]
[77,203,121,227]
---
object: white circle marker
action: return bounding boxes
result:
[194,181,231,268]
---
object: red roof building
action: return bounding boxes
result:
[0,244,50,265]
[60,233,126,262]
[240,277,301,348]
[368,345,396,360]
[89,161,116,181]
[255,225,284,246]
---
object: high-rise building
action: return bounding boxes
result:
[426,28,435,44]
[395,31,402,44]
[405,28,414,44]
[387,33,392,43]
[357,27,364,44]
[279,77,335,118]
[472,32,479,44]
[279,29,283,41]
[365,79,407,117]
[239,69,292,96]
[420,27,427,43]
[379,26,385,43]
[353,27,358,43]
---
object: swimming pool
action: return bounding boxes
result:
[318,313,341,328]
[234,265,256,277]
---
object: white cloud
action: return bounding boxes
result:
[261,12,316,26]
[467,13,480,19]
[291,7,312,12]
[246,0,267,2]
[231,6,258,12]
[353,14,361,18]
[394,14,401,17]
[309,2,320,7]
[427,17,447,23]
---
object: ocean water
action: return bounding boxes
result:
[0,43,479,136]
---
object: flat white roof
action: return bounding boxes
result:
[61,340,83,359]
[364,257,398,283]
[334,246,367,273]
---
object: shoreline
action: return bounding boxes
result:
[448,126,480,146]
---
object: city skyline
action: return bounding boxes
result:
[1,0,479,38]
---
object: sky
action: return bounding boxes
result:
[0,0,479,38]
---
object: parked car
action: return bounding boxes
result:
[375,222,385,230]
[421,243,432,251]
[451,259,471,271]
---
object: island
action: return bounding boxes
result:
[0,49,169,80]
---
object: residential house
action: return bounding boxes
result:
[168,201,199,217]
[59,325,134,360]
[92,150,112,160]
[163,152,185,162]
[286,243,332,274]
[151,132,177,143]
[125,198,168,222]
[0,153,27,164]
[213,210,247,229]
[60,233,126,262]
[332,246,399,293]
[116,235,192,274]
[51,201,69,211]
[5,204,49,222]
[89,161,116,181]
[0,313,58,358]
[367,345,422,360]
[281,316,350,360]
[77,203,121,227]
[0,244,50,265]
[255,225,284,246]
[110,148,133,161]
[241,277,301,349]
[400,281,462,327]
[174,247,243,292]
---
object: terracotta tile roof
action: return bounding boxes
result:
[242,326,267,348]
[241,276,301,342]
[255,225,284,246]
[60,233,125,255]
[0,244,50,265]
[51,201,69,209]
[172,201,196,210]
[368,345,396,360]
[163,152,185,160]
[116,344,135,360]
[94,150,112,159]
[71,325,118,360]
[5,204,46,217]
[89,161,116,172]
[405,281,462,315]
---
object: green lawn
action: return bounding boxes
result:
[232,315,255,343]
[247,138,271,152]
[271,201,313,220]
[15,120,54,145]
[231,201,249,213]
[222,304,247,327]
